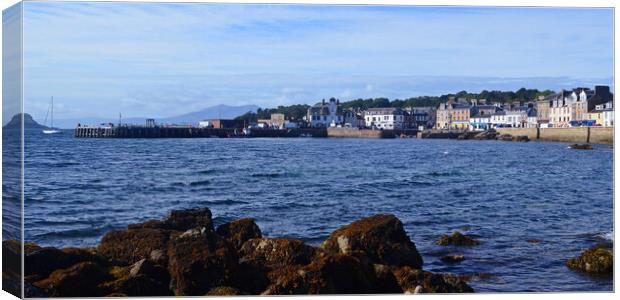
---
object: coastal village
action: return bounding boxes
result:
[73,85,614,143]
[235,85,614,131]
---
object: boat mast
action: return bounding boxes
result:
[51,96,54,129]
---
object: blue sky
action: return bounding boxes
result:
[14,2,614,121]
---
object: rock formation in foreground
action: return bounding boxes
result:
[566,244,613,275]
[4,208,474,297]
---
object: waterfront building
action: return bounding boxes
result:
[306,98,343,127]
[198,119,245,129]
[258,113,286,129]
[404,106,437,129]
[449,102,473,130]
[469,113,491,131]
[536,96,552,126]
[592,101,615,127]
[436,102,451,129]
[343,109,364,128]
[548,86,613,127]
[364,107,405,129]
[490,111,507,128]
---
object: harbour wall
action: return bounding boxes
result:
[326,128,396,138]
[496,127,613,144]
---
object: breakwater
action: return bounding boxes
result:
[496,127,613,144]
[74,126,407,139]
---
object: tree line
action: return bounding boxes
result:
[235,88,556,122]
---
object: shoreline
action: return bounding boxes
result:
[3,206,613,296]
[5,207,477,297]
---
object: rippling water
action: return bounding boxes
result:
[7,129,614,292]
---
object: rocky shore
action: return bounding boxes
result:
[4,208,475,297]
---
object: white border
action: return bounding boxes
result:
[0,1,617,300]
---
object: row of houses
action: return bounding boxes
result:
[436,85,614,130]
[305,98,436,129]
[199,85,613,131]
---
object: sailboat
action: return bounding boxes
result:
[42,96,61,134]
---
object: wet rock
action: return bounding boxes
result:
[437,232,480,246]
[163,207,214,232]
[393,266,473,293]
[372,264,403,293]
[263,252,383,294]
[129,259,169,281]
[101,262,173,297]
[167,229,238,295]
[496,134,513,141]
[25,247,105,281]
[239,238,316,267]
[512,135,529,142]
[128,219,167,229]
[149,249,166,265]
[98,227,171,265]
[569,144,593,150]
[441,255,465,263]
[206,286,244,296]
[321,214,423,269]
[216,218,262,250]
[34,262,112,297]
[566,244,613,275]
[474,131,497,140]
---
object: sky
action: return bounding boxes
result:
[6,1,615,122]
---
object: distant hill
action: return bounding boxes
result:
[52,104,260,129]
[3,113,48,129]
[162,104,259,125]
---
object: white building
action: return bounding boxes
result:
[601,101,614,127]
[364,107,405,129]
[490,111,507,128]
[306,98,343,127]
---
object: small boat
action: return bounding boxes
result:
[569,144,593,150]
[42,96,61,134]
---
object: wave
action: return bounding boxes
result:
[189,179,211,186]
[251,172,282,178]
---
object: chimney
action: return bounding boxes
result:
[336,99,340,105]
[595,85,610,95]
[322,99,326,105]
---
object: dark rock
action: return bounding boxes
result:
[114,274,173,296]
[263,252,383,294]
[167,228,238,295]
[164,207,214,231]
[393,266,474,293]
[496,134,513,141]
[372,264,403,293]
[569,144,593,150]
[437,232,480,246]
[25,247,104,281]
[239,238,316,267]
[149,249,166,265]
[206,286,244,296]
[474,131,497,140]
[216,218,262,250]
[566,244,613,275]
[34,262,112,297]
[512,135,529,142]
[321,214,423,269]
[129,259,170,283]
[441,255,465,263]
[98,227,171,265]
[127,219,167,229]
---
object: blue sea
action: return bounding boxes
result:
[3,129,614,292]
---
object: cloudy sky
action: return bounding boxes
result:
[12,2,615,122]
